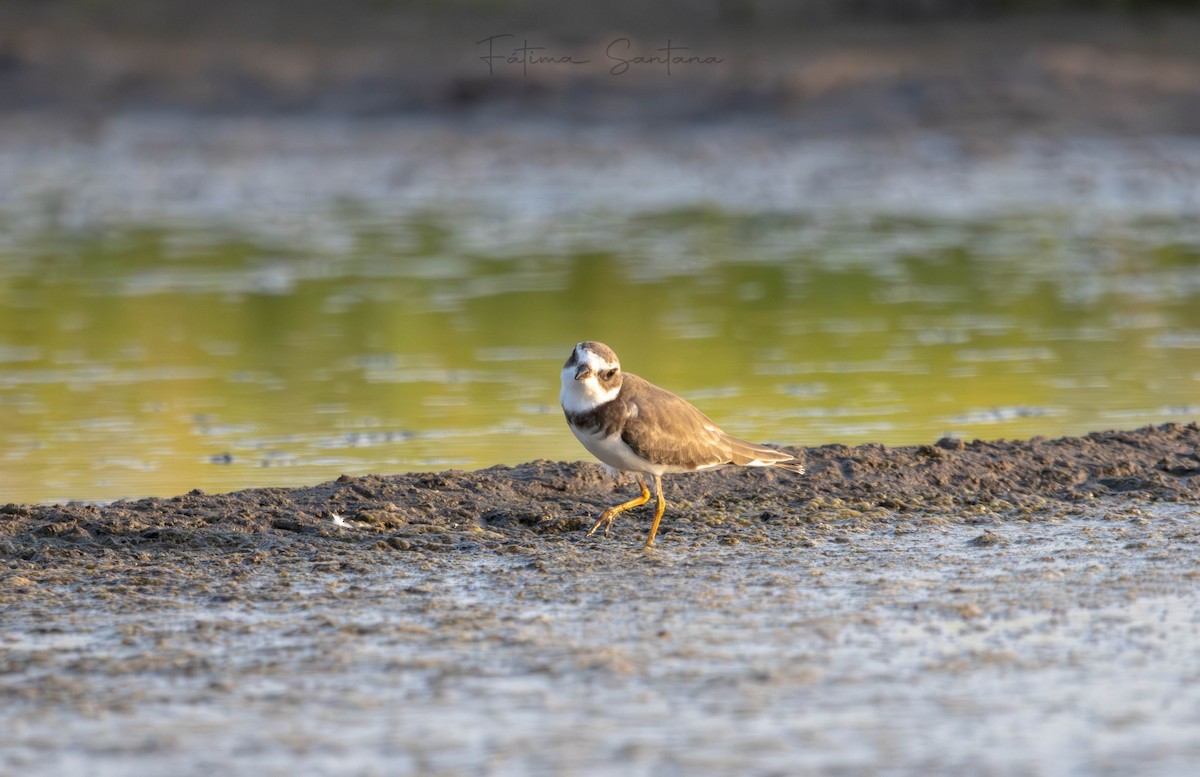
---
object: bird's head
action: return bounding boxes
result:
[560,341,622,412]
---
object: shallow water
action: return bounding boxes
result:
[3,505,1199,776]
[1,118,1199,503]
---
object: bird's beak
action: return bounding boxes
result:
[574,364,594,381]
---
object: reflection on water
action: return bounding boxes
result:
[1,123,1199,503]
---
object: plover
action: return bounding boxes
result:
[560,341,804,547]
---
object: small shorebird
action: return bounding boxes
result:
[560,341,804,547]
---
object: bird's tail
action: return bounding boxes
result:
[725,436,805,475]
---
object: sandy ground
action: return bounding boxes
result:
[2,424,1198,775]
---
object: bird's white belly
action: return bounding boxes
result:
[569,423,688,476]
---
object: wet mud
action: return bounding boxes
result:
[2,424,1199,775]
[3,423,1197,557]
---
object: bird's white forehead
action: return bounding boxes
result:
[575,343,619,371]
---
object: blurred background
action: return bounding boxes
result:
[1,0,1198,502]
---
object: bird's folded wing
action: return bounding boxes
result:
[618,375,733,470]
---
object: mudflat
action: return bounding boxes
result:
[2,423,1199,775]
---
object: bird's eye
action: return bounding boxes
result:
[602,369,617,381]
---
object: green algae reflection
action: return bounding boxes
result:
[1,212,1198,502]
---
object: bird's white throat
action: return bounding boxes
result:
[560,365,620,414]
[560,348,621,415]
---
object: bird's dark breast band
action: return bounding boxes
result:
[564,402,622,439]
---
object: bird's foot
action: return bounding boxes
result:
[586,510,619,538]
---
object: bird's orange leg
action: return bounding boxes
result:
[643,474,666,547]
[588,473,651,538]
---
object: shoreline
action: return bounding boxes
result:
[2,424,1199,775]
[3,423,1196,557]
[4,423,1199,776]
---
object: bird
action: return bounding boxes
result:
[560,341,804,547]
